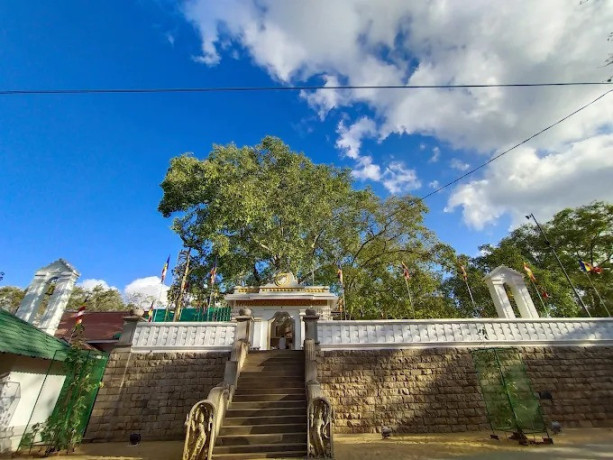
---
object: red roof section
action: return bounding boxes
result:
[55,311,126,342]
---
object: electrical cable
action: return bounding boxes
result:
[415,89,613,203]
[0,82,611,96]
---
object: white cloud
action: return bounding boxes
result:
[428,180,440,189]
[183,0,613,224]
[78,279,118,292]
[336,117,377,160]
[449,158,470,171]
[446,133,613,229]
[124,276,170,308]
[382,162,421,194]
[429,146,440,163]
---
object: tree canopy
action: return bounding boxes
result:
[444,201,612,318]
[159,136,456,318]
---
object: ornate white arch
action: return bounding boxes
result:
[483,265,539,319]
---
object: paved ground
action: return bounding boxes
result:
[8,428,613,459]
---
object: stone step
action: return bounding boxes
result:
[229,400,306,411]
[214,441,307,454]
[232,393,306,402]
[213,449,306,459]
[217,431,306,446]
[220,423,306,436]
[223,414,305,425]
[235,386,304,396]
[239,366,304,379]
[239,373,305,380]
[241,363,304,371]
[225,407,305,418]
[238,377,304,386]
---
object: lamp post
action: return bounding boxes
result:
[526,213,590,317]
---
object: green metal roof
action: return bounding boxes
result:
[0,309,69,360]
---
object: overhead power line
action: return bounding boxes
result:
[416,89,613,203]
[0,81,611,96]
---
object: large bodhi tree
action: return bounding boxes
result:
[159,136,456,319]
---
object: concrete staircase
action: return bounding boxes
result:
[213,350,307,459]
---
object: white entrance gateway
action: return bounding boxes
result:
[225,272,338,350]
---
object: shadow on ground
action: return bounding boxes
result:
[6,429,613,460]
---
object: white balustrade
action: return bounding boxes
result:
[132,322,237,352]
[317,318,613,349]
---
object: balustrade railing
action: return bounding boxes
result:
[317,318,613,349]
[132,322,237,351]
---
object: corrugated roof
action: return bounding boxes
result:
[55,311,126,343]
[0,309,69,360]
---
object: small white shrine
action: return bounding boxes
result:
[484,265,539,319]
[225,272,337,350]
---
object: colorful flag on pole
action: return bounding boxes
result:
[523,262,537,282]
[337,262,344,285]
[401,262,411,281]
[459,264,468,281]
[579,259,593,272]
[540,290,551,299]
[210,257,218,286]
[592,266,603,274]
[161,255,170,283]
[75,305,86,328]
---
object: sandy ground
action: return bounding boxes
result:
[7,429,613,459]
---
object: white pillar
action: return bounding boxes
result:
[486,282,516,318]
[509,283,539,319]
[39,273,78,335]
[15,273,48,323]
[251,318,263,350]
[293,312,303,350]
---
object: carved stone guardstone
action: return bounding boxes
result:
[15,259,80,335]
[484,265,539,319]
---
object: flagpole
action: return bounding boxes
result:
[403,277,415,319]
[528,277,548,315]
[577,261,611,317]
[464,277,477,312]
[207,256,218,322]
[526,213,591,317]
[401,263,415,319]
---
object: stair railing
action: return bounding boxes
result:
[183,310,253,460]
[304,335,334,459]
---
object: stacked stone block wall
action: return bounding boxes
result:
[86,349,228,441]
[522,346,613,429]
[318,347,613,434]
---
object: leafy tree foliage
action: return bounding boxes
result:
[0,286,26,313]
[159,136,455,319]
[66,285,128,312]
[443,202,612,318]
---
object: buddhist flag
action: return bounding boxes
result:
[161,255,170,283]
[75,305,86,328]
[541,290,551,299]
[579,259,593,272]
[459,264,468,281]
[401,262,411,281]
[337,262,344,285]
[523,262,537,282]
[592,266,603,274]
[210,257,218,286]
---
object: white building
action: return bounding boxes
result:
[225,272,338,350]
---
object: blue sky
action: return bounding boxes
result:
[1,1,612,301]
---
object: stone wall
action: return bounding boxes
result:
[318,347,613,434]
[86,349,228,442]
[522,347,613,429]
